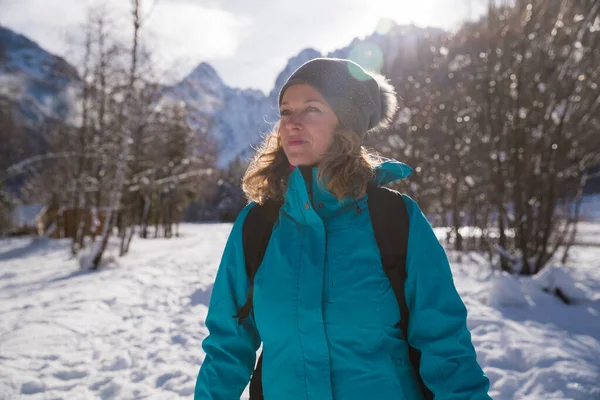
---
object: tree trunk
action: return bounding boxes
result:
[119,211,128,257]
[561,175,587,264]
[452,181,463,252]
[140,193,151,239]
[89,0,141,270]
[71,28,93,257]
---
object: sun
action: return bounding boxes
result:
[375,0,471,31]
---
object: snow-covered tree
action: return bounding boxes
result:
[368,0,600,273]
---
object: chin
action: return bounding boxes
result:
[285,151,320,167]
[290,158,316,167]
[286,155,306,167]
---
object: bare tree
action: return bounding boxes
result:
[368,0,600,274]
[88,0,143,269]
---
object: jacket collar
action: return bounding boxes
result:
[283,158,413,221]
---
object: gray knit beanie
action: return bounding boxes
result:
[278,58,398,141]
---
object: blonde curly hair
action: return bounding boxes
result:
[242,123,382,203]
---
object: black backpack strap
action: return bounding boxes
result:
[249,348,264,400]
[236,199,282,323]
[238,200,282,400]
[366,184,433,400]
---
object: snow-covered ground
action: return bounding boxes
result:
[581,193,600,223]
[1,222,599,400]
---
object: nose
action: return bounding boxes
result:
[283,112,303,130]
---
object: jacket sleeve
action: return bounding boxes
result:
[402,195,491,399]
[194,203,262,400]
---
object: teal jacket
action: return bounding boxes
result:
[195,159,491,399]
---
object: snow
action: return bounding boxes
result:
[531,265,589,303]
[581,193,600,222]
[0,226,225,399]
[10,205,43,229]
[1,222,600,399]
[448,239,600,400]
[487,271,529,308]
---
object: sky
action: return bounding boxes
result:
[0,0,485,93]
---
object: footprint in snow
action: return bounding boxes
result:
[21,380,45,394]
[53,369,88,380]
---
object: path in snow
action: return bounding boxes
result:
[0,224,230,399]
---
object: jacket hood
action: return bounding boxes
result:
[285,158,412,221]
[373,158,413,186]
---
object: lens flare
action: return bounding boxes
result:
[348,42,384,77]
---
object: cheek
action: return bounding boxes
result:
[278,127,288,139]
[314,129,335,153]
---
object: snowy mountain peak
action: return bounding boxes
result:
[2,24,449,169]
[183,62,223,89]
[271,48,322,97]
[0,25,79,84]
[0,25,80,128]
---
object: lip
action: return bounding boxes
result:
[287,139,306,146]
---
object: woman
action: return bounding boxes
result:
[194,58,491,399]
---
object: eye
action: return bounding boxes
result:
[307,106,321,113]
[279,109,290,116]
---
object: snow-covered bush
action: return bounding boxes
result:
[487,271,529,308]
[532,265,588,304]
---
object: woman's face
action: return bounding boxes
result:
[279,84,339,167]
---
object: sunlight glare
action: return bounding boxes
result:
[376,0,461,29]
[375,18,396,34]
[348,42,384,74]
